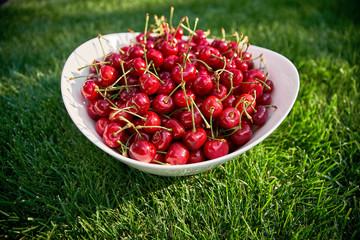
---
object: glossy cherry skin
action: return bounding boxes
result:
[126,92,150,115]
[201,96,223,118]
[218,107,241,129]
[164,142,189,165]
[174,89,196,108]
[192,72,213,96]
[94,99,113,117]
[222,94,237,109]
[240,78,263,99]
[230,119,252,146]
[158,77,176,95]
[163,118,185,140]
[243,69,265,81]
[159,41,178,58]
[252,105,268,126]
[99,65,119,87]
[119,86,140,103]
[187,149,206,164]
[171,62,197,84]
[263,79,274,94]
[235,93,256,115]
[234,57,249,73]
[220,68,243,89]
[150,153,165,164]
[103,122,125,148]
[108,103,134,125]
[132,130,152,143]
[198,46,222,67]
[193,29,207,44]
[141,111,161,133]
[257,92,272,106]
[182,127,207,152]
[81,80,100,101]
[151,129,172,151]
[209,83,227,100]
[87,100,101,120]
[128,57,146,77]
[146,48,164,68]
[129,139,156,163]
[180,109,203,128]
[138,73,160,95]
[104,52,122,71]
[161,55,179,71]
[151,94,175,114]
[203,137,229,160]
[211,39,229,53]
[95,117,110,136]
[127,45,144,59]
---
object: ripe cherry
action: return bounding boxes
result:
[220,68,243,89]
[252,105,268,126]
[201,96,223,118]
[187,149,206,164]
[257,92,272,106]
[128,57,146,77]
[129,139,156,163]
[141,111,161,133]
[127,45,145,59]
[263,79,274,94]
[103,122,125,148]
[164,142,189,165]
[151,129,172,151]
[235,93,256,115]
[126,92,150,115]
[198,46,222,67]
[218,107,241,129]
[163,118,185,140]
[158,77,176,95]
[192,72,213,96]
[162,55,179,71]
[240,78,263,99]
[151,94,175,114]
[171,61,197,84]
[174,89,196,108]
[94,99,113,117]
[182,127,207,152]
[95,117,110,136]
[159,41,178,58]
[99,65,119,87]
[180,108,203,128]
[81,80,100,101]
[230,119,252,146]
[211,39,229,53]
[138,73,160,95]
[150,152,165,164]
[87,100,101,120]
[203,137,229,160]
[209,83,227,100]
[146,49,164,68]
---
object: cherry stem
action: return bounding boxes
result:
[190,58,212,71]
[169,6,174,29]
[69,75,99,80]
[221,27,226,41]
[144,13,149,44]
[136,125,172,132]
[141,67,164,84]
[119,116,142,138]
[77,61,110,71]
[190,98,211,129]
[109,67,133,90]
[97,34,107,59]
[165,81,184,103]
[190,97,196,132]
[120,60,130,93]
[210,108,215,138]
[219,74,233,102]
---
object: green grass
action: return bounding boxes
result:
[1,0,359,238]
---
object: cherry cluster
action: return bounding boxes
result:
[78,11,275,165]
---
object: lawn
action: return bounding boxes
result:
[1,0,359,239]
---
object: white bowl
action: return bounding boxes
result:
[61,32,300,176]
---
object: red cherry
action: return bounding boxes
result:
[230,119,252,146]
[81,80,100,101]
[211,39,229,53]
[240,78,263,99]
[129,139,156,163]
[257,93,272,106]
[95,117,110,136]
[150,152,165,164]
[138,73,160,95]
[99,65,119,87]
[87,100,101,120]
[218,107,241,129]
[220,68,243,89]
[187,149,206,164]
[161,55,179,71]
[234,57,249,73]
[158,77,176,95]
[151,94,175,114]
[222,94,237,109]
[209,83,227,100]
[164,142,189,165]
[263,79,274,94]
[193,29,207,44]
[129,57,146,77]
[104,52,122,71]
[108,104,134,125]
[198,46,222,67]
[151,129,172,151]
[235,93,256,115]
[159,41,178,58]
[94,99,113,117]
[141,111,161,133]
[203,137,229,160]
[163,118,185,140]
[146,49,164,68]
[192,72,213,96]
[126,92,150,115]
[252,105,268,126]
[244,69,265,81]
[127,45,145,59]
[103,122,125,148]
[182,127,207,152]
[171,62,197,84]
[119,86,140,103]
[132,130,152,143]
[180,108,202,128]
[201,96,223,118]
[174,89,196,108]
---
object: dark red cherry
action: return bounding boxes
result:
[180,108,203,128]
[129,139,156,163]
[257,92,272,106]
[263,79,274,94]
[87,100,101,120]
[150,152,165,164]
[222,94,237,109]
[211,39,229,53]
[159,41,178,58]
[94,99,113,117]
[230,119,252,147]
[151,129,172,151]
[151,94,175,114]
[182,127,207,152]
[252,105,268,126]
[187,149,206,164]
[218,107,241,129]
[119,86,140,103]
[103,122,125,148]
[209,83,227,100]
[163,118,185,140]
[95,117,110,136]
[138,73,160,95]
[201,96,223,118]
[164,142,189,165]
[220,68,243,89]
[161,55,179,71]
[81,80,100,101]
[158,77,176,95]
[192,72,213,96]
[104,52,122,71]
[132,130,152,143]
[129,57,146,77]
[99,65,119,87]
[203,137,229,160]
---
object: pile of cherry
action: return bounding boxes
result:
[78,13,275,165]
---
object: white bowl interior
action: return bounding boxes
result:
[61,33,299,176]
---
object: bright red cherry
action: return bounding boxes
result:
[182,127,207,152]
[198,46,222,67]
[201,96,223,118]
[171,61,197,84]
[81,80,100,101]
[187,149,206,164]
[211,39,229,53]
[158,77,176,95]
[163,118,185,140]
[192,72,213,96]
[164,142,189,165]
[151,129,172,151]
[218,107,241,129]
[220,68,243,89]
[126,92,150,115]
[159,41,178,58]
[99,65,119,87]
[180,108,203,128]
[174,88,196,108]
[252,105,268,126]
[138,73,160,95]
[129,139,156,163]
[141,111,161,133]
[94,99,113,117]
[240,78,263,99]
[146,49,164,68]
[95,117,110,136]
[87,100,101,120]
[243,69,265,81]
[103,122,125,148]
[151,94,175,114]
[235,93,256,115]
[203,137,229,160]
[127,45,145,59]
